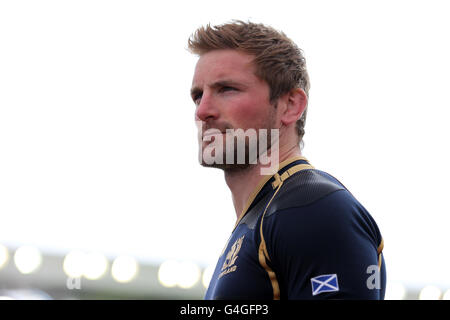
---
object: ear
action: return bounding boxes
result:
[280,88,308,126]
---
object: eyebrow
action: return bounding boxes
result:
[190,79,247,99]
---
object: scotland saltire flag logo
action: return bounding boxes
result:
[311,274,339,296]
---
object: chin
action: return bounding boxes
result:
[200,161,251,171]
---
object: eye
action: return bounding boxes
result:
[193,92,203,105]
[219,86,236,93]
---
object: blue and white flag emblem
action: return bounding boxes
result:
[311,274,339,296]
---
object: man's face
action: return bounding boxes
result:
[191,49,277,170]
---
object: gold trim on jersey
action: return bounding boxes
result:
[271,163,316,189]
[233,156,311,230]
[258,161,315,300]
[377,238,384,270]
[258,178,283,300]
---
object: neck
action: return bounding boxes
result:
[224,143,302,220]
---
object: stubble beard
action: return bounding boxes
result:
[198,109,278,173]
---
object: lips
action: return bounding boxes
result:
[202,128,226,139]
[202,132,224,141]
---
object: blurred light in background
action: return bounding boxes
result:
[83,252,108,280]
[177,261,201,289]
[202,265,215,289]
[13,246,42,274]
[111,256,138,283]
[158,260,180,288]
[63,250,108,280]
[3,244,450,299]
[0,244,9,270]
[385,281,407,300]
[63,250,86,278]
[157,260,201,289]
[418,285,442,300]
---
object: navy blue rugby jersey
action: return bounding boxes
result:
[204,156,386,300]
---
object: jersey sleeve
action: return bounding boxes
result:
[262,189,386,299]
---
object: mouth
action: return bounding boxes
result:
[202,132,225,141]
[202,129,225,137]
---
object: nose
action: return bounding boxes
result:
[195,92,219,122]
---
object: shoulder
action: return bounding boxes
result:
[262,169,383,252]
[265,168,348,216]
[257,169,385,299]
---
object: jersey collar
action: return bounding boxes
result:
[233,156,312,229]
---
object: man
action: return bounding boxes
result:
[188,21,386,299]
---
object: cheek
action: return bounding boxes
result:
[230,97,272,129]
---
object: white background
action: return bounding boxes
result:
[1,0,449,290]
